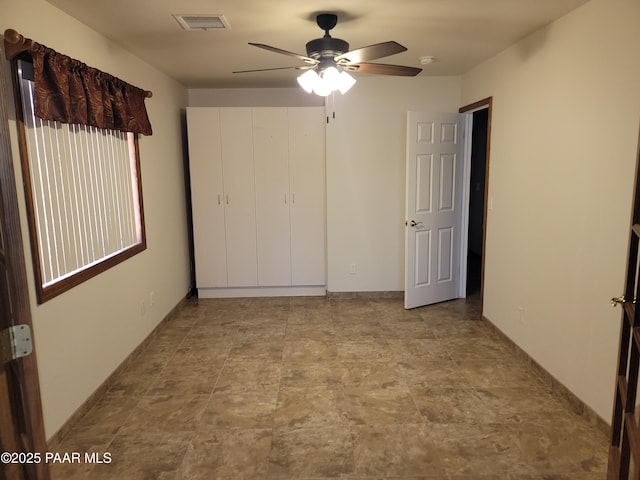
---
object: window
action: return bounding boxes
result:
[14,60,146,303]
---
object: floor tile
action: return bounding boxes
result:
[513,413,608,475]
[282,333,338,364]
[119,394,210,433]
[176,428,271,480]
[267,426,355,479]
[279,362,344,389]
[214,359,281,392]
[426,422,537,477]
[398,358,472,388]
[86,430,191,480]
[350,424,447,477]
[409,385,484,424]
[457,357,538,389]
[274,385,345,429]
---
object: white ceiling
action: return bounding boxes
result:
[45,0,590,89]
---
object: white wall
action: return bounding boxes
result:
[325,76,461,292]
[3,0,190,438]
[462,0,640,421]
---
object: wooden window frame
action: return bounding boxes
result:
[10,59,146,304]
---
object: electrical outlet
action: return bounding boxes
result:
[518,306,525,322]
[349,264,357,275]
[140,300,146,316]
[149,292,155,307]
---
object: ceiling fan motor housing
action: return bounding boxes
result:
[305,37,349,60]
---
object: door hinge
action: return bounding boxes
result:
[0,324,33,365]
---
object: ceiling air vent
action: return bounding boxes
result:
[173,14,231,31]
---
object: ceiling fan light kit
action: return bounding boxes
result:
[296,66,356,96]
[235,13,422,97]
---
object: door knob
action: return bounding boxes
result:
[611,295,626,307]
[611,295,636,307]
[406,220,422,227]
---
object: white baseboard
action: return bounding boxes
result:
[197,286,327,298]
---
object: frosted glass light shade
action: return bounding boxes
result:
[313,77,332,96]
[338,71,356,94]
[297,69,319,93]
[322,67,340,88]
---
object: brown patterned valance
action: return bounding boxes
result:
[3,29,153,136]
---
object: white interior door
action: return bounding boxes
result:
[220,108,258,287]
[186,107,228,288]
[253,107,292,286]
[404,111,467,309]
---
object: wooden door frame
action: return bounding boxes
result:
[459,96,492,309]
[607,126,640,479]
[0,44,49,479]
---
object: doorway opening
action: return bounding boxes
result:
[403,99,492,309]
[466,108,488,295]
[460,97,492,305]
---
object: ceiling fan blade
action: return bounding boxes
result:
[335,41,407,64]
[233,66,309,74]
[248,43,318,65]
[348,62,422,77]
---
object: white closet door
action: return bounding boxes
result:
[219,108,258,287]
[253,108,292,286]
[288,107,326,285]
[186,108,228,288]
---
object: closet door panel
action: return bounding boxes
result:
[186,108,228,288]
[219,108,258,287]
[288,107,326,285]
[253,108,292,286]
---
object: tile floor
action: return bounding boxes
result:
[50,295,609,479]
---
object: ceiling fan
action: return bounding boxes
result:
[233,13,422,96]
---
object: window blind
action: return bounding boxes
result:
[17,60,143,290]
